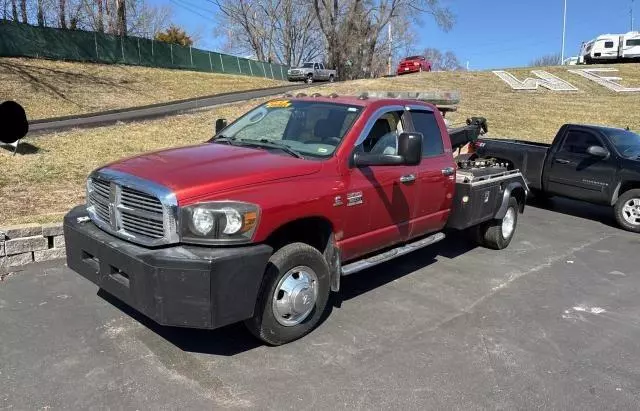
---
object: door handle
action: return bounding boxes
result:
[555,159,570,164]
[441,167,455,176]
[399,174,416,184]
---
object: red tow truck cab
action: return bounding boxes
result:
[397,56,432,75]
[64,92,528,345]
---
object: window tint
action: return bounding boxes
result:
[561,130,602,154]
[604,41,614,48]
[411,111,444,157]
[627,39,640,46]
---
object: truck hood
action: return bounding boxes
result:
[104,143,322,202]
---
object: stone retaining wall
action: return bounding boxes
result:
[0,223,65,268]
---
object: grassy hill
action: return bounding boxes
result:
[1,63,639,225]
[0,57,287,119]
[306,63,640,141]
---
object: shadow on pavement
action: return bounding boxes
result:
[528,196,618,230]
[98,233,476,356]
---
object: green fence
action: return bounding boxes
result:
[0,21,289,80]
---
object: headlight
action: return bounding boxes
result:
[180,201,260,245]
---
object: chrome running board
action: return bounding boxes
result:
[341,232,446,276]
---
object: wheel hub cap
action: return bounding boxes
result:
[272,266,318,327]
[502,208,516,239]
[621,198,640,226]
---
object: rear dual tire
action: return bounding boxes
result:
[473,197,519,250]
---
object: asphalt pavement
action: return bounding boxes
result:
[2,198,640,410]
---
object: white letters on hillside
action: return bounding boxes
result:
[492,70,578,91]
[494,68,640,92]
[567,68,640,92]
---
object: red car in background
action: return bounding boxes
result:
[396,56,431,75]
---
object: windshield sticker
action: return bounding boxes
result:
[317,147,328,153]
[348,107,357,112]
[266,100,292,108]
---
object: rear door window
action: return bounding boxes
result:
[604,41,614,48]
[560,130,602,155]
[410,111,445,157]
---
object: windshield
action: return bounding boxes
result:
[301,63,314,68]
[606,128,640,158]
[213,100,362,158]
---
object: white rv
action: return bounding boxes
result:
[578,31,640,64]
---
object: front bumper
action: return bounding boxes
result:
[287,73,308,80]
[64,205,272,329]
[397,67,420,75]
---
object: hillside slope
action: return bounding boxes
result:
[306,64,640,141]
[0,57,287,120]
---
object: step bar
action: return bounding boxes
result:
[341,232,446,276]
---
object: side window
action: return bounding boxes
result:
[410,111,444,157]
[560,130,602,155]
[319,63,324,70]
[627,39,640,46]
[356,111,404,154]
[314,63,320,70]
[604,41,614,48]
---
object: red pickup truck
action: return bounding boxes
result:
[64,92,528,345]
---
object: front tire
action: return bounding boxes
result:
[614,189,640,233]
[305,74,314,84]
[474,197,519,250]
[245,243,331,345]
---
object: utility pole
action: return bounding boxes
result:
[561,0,567,64]
[632,0,635,31]
[387,22,392,76]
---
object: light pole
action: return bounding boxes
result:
[632,0,635,31]
[561,0,567,64]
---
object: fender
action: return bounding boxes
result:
[495,181,528,219]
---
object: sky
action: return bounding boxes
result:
[154,0,638,70]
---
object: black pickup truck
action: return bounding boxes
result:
[472,124,640,233]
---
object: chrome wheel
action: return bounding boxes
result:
[621,198,640,226]
[272,266,318,327]
[502,207,516,239]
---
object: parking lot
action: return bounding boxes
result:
[2,198,640,410]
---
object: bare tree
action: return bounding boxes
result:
[19,0,26,22]
[312,0,454,79]
[214,0,323,66]
[422,47,464,71]
[530,52,562,67]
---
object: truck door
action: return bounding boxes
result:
[545,128,617,204]
[406,109,456,237]
[313,63,321,80]
[340,108,417,261]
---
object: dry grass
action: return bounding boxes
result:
[306,63,640,141]
[1,63,639,225]
[0,100,269,225]
[0,57,286,119]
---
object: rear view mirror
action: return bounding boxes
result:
[587,145,609,159]
[215,118,228,134]
[353,132,423,167]
[397,132,423,166]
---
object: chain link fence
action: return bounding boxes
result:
[0,21,289,80]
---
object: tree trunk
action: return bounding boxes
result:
[36,0,44,26]
[19,0,26,23]
[97,0,104,32]
[59,0,67,28]
[11,0,18,21]
[116,0,126,36]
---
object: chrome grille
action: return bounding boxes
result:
[86,170,178,246]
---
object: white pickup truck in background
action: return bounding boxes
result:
[287,62,336,83]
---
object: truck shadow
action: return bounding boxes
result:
[528,196,618,230]
[98,233,476,356]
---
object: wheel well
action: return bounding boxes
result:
[511,186,526,212]
[265,217,333,253]
[620,181,640,196]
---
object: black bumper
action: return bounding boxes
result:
[64,206,272,329]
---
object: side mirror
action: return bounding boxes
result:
[353,132,423,167]
[215,118,228,134]
[587,145,609,159]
